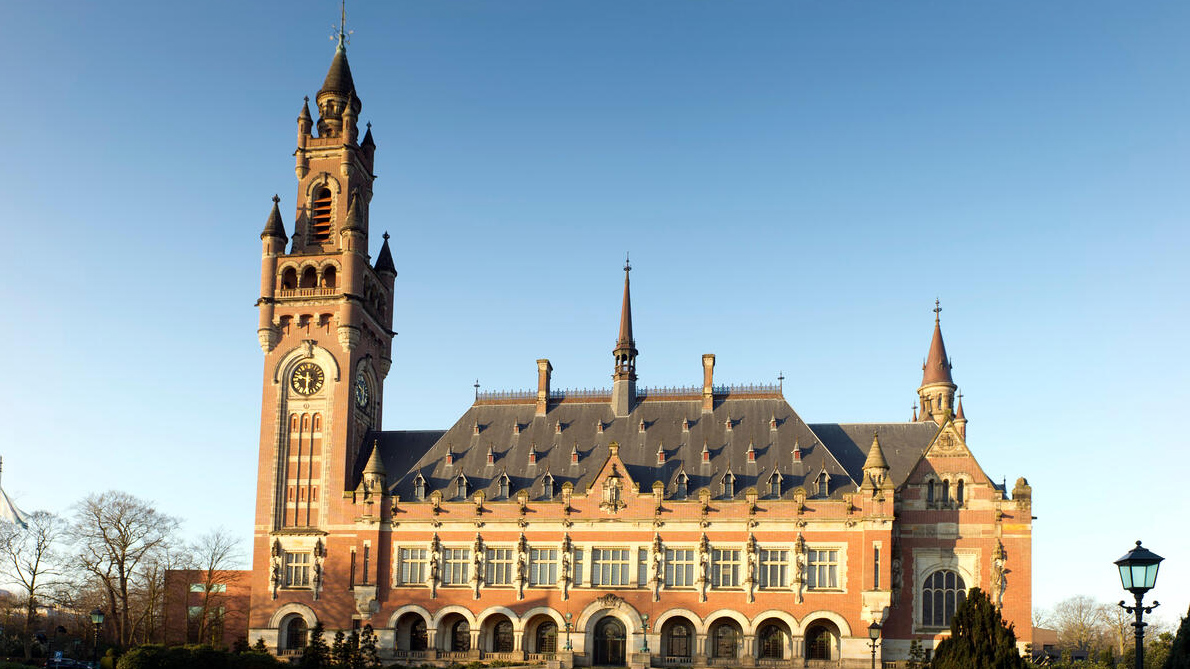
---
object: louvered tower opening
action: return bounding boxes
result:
[310,188,333,243]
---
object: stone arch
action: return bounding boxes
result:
[387,604,433,630]
[795,611,852,638]
[268,602,318,628]
[704,608,752,635]
[515,607,565,633]
[752,613,796,661]
[652,608,704,635]
[576,598,644,635]
[750,610,798,634]
[272,342,342,385]
[431,605,477,629]
[802,617,842,661]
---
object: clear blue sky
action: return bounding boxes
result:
[2,1,1187,620]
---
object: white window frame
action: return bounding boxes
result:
[711,548,741,588]
[485,547,515,586]
[442,547,470,585]
[397,547,428,586]
[591,547,631,587]
[758,548,789,589]
[665,548,696,588]
[529,548,558,586]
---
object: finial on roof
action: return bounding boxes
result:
[375,231,396,275]
[624,252,631,273]
[778,371,784,393]
[261,195,288,242]
[921,299,954,386]
[333,0,352,49]
[955,391,966,421]
[474,379,480,400]
[363,439,386,476]
[863,432,889,472]
[912,402,918,422]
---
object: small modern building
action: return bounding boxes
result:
[244,31,1032,669]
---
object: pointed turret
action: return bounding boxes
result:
[343,194,364,232]
[862,433,889,489]
[361,440,386,494]
[611,255,638,416]
[918,300,958,424]
[954,391,968,438]
[375,232,396,276]
[261,195,288,242]
[316,40,360,139]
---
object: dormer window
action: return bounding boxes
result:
[413,474,426,501]
[542,474,554,500]
[722,471,735,499]
[815,471,830,498]
[676,472,689,499]
[498,473,511,499]
[310,187,333,243]
[456,475,469,500]
[768,472,782,498]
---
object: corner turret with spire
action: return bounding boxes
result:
[612,255,638,417]
[918,300,957,424]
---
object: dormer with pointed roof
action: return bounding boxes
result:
[918,300,958,424]
[862,432,890,489]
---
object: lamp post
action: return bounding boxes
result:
[867,621,882,669]
[89,609,105,668]
[564,612,573,651]
[1116,541,1163,669]
[640,614,650,654]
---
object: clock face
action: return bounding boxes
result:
[354,371,370,408]
[291,362,325,396]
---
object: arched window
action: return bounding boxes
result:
[758,624,785,659]
[300,266,317,289]
[321,266,337,288]
[410,619,428,651]
[922,570,967,628]
[413,474,426,501]
[535,622,557,653]
[311,187,333,243]
[722,472,735,499]
[456,476,469,500]
[805,624,834,660]
[281,267,297,290]
[451,620,471,652]
[498,474,510,499]
[676,472,688,499]
[712,623,738,659]
[666,622,692,658]
[768,472,781,498]
[493,620,514,653]
[542,474,554,500]
[956,479,965,506]
[927,480,936,504]
[942,480,951,505]
[815,471,830,498]
[284,617,308,652]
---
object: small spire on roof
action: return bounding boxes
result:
[955,391,966,421]
[361,121,375,149]
[863,432,889,472]
[921,299,954,386]
[912,402,918,422]
[769,414,777,430]
[375,231,396,275]
[746,440,756,463]
[657,442,665,465]
[570,444,579,464]
[261,195,288,242]
[701,441,710,463]
[343,193,364,232]
[486,445,495,465]
[793,439,802,461]
[363,439,386,476]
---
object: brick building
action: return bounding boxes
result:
[163,569,252,648]
[246,34,1033,668]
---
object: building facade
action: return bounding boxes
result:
[246,37,1033,668]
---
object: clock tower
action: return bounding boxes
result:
[250,29,396,631]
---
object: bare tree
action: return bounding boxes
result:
[70,491,179,647]
[187,528,246,645]
[1050,595,1108,653]
[0,510,67,659]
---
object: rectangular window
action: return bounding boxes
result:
[530,548,558,586]
[638,548,648,586]
[363,545,371,585]
[807,549,840,590]
[284,552,311,588]
[349,550,357,589]
[873,546,881,590]
[189,583,227,593]
[665,549,696,587]
[591,548,630,586]
[758,549,789,589]
[187,606,203,621]
[398,547,428,585]
[712,549,741,588]
[574,549,584,586]
[485,548,514,586]
[442,548,470,585]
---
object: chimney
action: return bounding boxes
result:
[702,354,715,413]
[536,359,552,417]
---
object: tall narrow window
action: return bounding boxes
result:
[498,474,510,499]
[413,475,426,501]
[722,472,735,499]
[543,474,554,500]
[485,548,514,586]
[362,545,370,585]
[676,472,688,499]
[349,550,357,589]
[529,548,558,586]
[758,549,789,588]
[442,548,469,585]
[712,549,741,588]
[573,549,584,586]
[638,548,649,586]
[942,480,951,505]
[873,546,881,590]
[927,480,936,504]
[311,188,333,242]
[768,472,781,498]
[665,549,696,587]
[956,480,965,506]
[807,549,839,590]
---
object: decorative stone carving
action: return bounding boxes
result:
[596,593,624,610]
[649,533,664,602]
[428,533,441,598]
[793,533,807,604]
[269,539,282,600]
[471,534,484,599]
[744,533,758,603]
[991,540,1008,608]
[697,533,711,602]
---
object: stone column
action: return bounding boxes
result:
[694,633,709,667]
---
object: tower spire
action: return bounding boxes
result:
[918,299,957,423]
[611,254,638,417]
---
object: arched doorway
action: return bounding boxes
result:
[492,619,514,653]
[282,616,307,654]
[757,622,788,660]
[394,612,429,651]
[535,621,558,653]
[593,617,626,666]
[660,618,695,659]
[450,619,471,652]
[804,621,839,661]
[708,620,742,660]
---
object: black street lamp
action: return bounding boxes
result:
[639,614,650,654]
[1115,540,1163,669]
[563,612,573,651]
[89,609,105,668]
[867,621,882,669]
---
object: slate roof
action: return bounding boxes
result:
[364,391,940,503]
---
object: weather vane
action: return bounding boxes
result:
[624,252,631,273]
[331,0,353,47]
